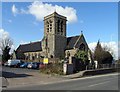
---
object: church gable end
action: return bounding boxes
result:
[74,34,89,51]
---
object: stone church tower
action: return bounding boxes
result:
[42,12,67,58]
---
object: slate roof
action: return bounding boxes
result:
[16,35,82,53]
[66,36,79,50]
[16,41,42,53]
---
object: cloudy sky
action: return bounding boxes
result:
[1,1,118,59]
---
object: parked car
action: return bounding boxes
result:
[7,59,22,67]
[4,62,8,66]
[20,62,30,68]
[27,62,40,69]
[39,62,45,69]
[16,61,24,68]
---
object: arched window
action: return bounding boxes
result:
[79,43,85,51]
[49,20,52,23]
[67,51,70,58]
[46,21,49,33]
[50,55,53,58]
[57,20,60,33]
[61,21,63,32]
[35,53,37,59]
[49,20,52,32]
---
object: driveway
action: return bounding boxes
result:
[2,66,67,88]
[2,66,39,74]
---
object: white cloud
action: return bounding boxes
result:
[20,8,29,14]
[15,1,77,23]
[0,28,9,39]
[20,40,30,45]
[88,41,118,60]
[28,1,77,23]
[12,4,18,16]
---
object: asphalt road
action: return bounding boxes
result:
[4,73,119,90]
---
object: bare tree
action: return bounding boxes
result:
[0,37,13,62]
[0,37,13,53]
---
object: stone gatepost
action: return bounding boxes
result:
[63,56,74,75]
[63,63,73,75]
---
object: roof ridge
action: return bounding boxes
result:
[73,34,83,47]
[20,41,41,45]
[67,35,79,38]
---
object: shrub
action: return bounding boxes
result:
[40,62,63,75]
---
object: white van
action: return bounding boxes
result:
[7,59,21,67]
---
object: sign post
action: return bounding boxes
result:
[43,58,48,64]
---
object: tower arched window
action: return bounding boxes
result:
[61,21,63,35]
[49,20,52,32]
[46,21,49,33]
[57,20,60,33]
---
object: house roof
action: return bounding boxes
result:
[66,35,79,50]
[16,41,42,53]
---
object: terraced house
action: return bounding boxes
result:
[15,12,89,61]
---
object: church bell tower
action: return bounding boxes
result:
[42,12,67,58]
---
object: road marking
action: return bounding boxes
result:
[88,81,110,87]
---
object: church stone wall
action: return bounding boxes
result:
[55,35,67,58]
[24,51,43,61]
[65,49,77,57]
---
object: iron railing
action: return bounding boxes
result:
[86,63,119,70]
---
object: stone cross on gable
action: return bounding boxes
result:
[81,30,83,34]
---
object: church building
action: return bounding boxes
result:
[15,12,89,61]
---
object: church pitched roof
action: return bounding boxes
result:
[66,36,79,50]
[66,34,88,50]
[16,41,42,53]
[16,34,87,52]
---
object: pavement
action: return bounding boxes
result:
[63,68,118,79]
[2,72,67,88]
[1,66,67,88]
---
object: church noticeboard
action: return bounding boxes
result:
[43,58,48,64]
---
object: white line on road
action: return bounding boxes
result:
[88,81,110,87]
